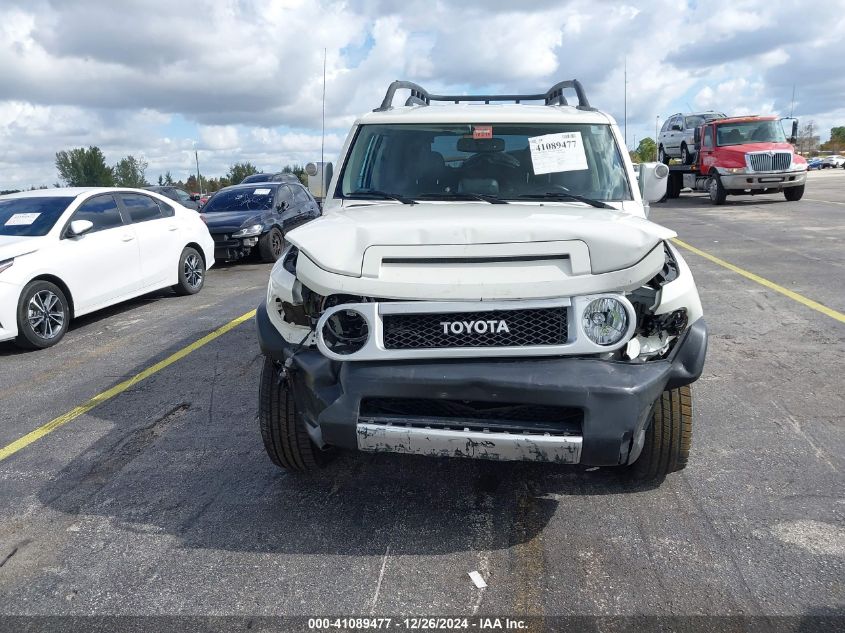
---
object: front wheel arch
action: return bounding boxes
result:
[26,274,75,319]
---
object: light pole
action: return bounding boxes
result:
[195,149,202,196]
[655,115,660,161]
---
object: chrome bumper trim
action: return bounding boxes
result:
[357,423,583,463]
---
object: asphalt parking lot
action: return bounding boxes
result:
[1,171,843,627]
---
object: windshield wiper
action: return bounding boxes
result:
[346,190,416,205]
[516,192,615,209]
[416,192,508,204]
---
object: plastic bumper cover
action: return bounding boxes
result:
[255,302,708,466]
[0,280,19,342]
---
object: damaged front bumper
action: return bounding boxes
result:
[255,302,707,466]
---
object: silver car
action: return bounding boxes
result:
[659,111,726,164]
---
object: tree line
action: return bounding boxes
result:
[51,146,308,193]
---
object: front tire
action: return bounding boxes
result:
[628,386,693,483]
[172,247,205,296]
[681,143,692,165]
[15,280,70,349]
[258,227,284,263]
[259,356,328,471]
[658,145,669,165]
[708,174,727,205]
[784,184,805,201]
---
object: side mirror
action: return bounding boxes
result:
[671,124,683,131]
[277,201,288,211]
[638,162,670,206]
[693,128,701,150]
[190,194,200,201]
[790,120,798,144]
[67,219,94,237]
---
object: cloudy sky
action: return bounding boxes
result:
[1,0,843,189]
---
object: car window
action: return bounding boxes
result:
[156,199,176,217]
[71,194,124,233]
[120,193,163,223]
[278,185,294,204]
[174,189,191,203]
[339,122,632,202]
[202,186,278,212]
[293,186,311,205]
[703,126,713,149]
[0,197,74,237]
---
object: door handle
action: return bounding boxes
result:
[122,234,135,242]
[168,225,178,231]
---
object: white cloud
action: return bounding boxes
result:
[1,0,844,188]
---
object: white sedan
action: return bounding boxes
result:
[0,187,215,349]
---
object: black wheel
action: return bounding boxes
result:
[15,280,70,349]
[658,145,669,165]
[784,184,805,201]
[172,247,205,296]
[258,227,284,263]
[259,356,329,471]
[708,174,727,205]
[681,143,692,165]
[627,386,693,483]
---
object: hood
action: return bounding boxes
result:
[0,235,43,261]
[717,142,795,166]
[287,202,675,276]
[200,211,262,232]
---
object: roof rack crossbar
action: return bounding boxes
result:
[374,79,594,112]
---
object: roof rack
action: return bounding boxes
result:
[374,80,594,112]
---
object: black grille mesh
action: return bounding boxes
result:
[382,307,567,349]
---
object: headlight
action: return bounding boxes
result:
[722,167,746,174]
[582,297,629,346]
[321,308,369,355]
[0,258,13,274]
[232,224,263,237]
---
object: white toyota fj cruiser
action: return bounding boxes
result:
[256,80,707,483]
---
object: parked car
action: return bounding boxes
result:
[241,173,302,184]
[806,157,824,170]
[144,185,200,210]
[659,111,727,165]
[255,79,707,485]
[821,155,845,168]
[0,187,214,349]
[200,181,319,262]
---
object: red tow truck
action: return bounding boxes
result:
[665,116,807,205]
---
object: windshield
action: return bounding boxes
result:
[0,197,73,236]
[202,187,276,212]
[338,123,632,202]
[716,120,787,146]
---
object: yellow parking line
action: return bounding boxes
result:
[0,309,257,463]
[672,238,845,324]
[804,198,845,206]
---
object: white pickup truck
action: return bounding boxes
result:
[255,80,707,483]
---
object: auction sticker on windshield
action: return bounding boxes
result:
[528,132,588,174]
[5,213,41,226]
[254,188,272,195]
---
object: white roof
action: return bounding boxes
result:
[357,103,615,126]
[1,187,150,199]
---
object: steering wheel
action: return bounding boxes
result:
[463,152,521,170]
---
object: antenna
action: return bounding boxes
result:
[320,47,326,195]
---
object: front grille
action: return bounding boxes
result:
[747,152,791,172]
[360,397,582,434]
[382,307,568,349]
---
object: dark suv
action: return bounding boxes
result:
[200,182,319,262]
[143,186,200,210]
